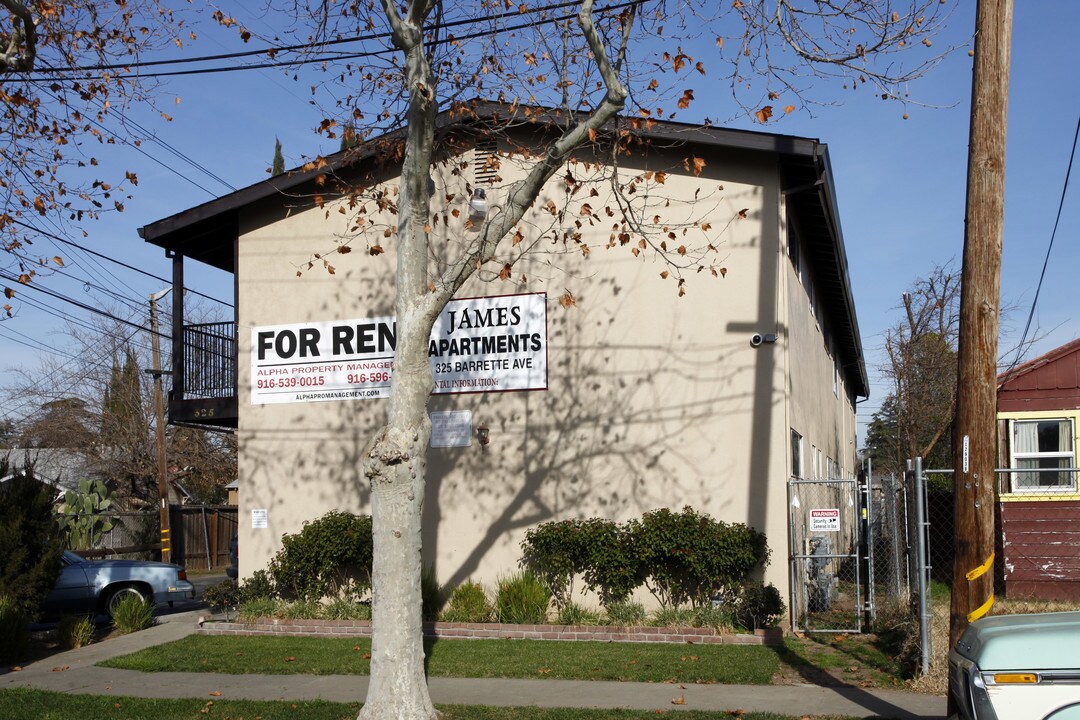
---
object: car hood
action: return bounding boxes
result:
[954,611,1080,671]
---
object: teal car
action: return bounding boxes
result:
[950,611,1080,720]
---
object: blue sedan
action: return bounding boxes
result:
[40,551,195,619]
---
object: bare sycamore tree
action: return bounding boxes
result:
[867,264,960,474]
[0,1,182,315]
[211,1,956,718]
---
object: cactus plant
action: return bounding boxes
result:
[58,478,115,551]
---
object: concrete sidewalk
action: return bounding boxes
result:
[0,613,947,719]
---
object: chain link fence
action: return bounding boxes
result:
[868,462,1080,686]
[788,478,862,632]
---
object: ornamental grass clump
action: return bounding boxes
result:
[494,571,550,625]
[111,594,154,635]
[56,614,95,649]
[441,581,492,623]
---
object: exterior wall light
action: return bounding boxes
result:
[469,188,489,220]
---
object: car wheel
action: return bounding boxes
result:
[104,585,151,618]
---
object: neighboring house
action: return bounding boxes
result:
[1,447,94,501]
[997,338,1080,601]
[139,104,868,617]
[224,480,238,507]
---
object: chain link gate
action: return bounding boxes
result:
[788,478,862,632]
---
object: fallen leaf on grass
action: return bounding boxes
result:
[537,668,552,675]
[671,695,686,705]
[285,657,296,662]
[51,666,70,672]
[363,653,371,660]
[727,710,745,716]
[209,691,222,696]
[678,684,686,689]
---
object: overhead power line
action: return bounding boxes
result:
[9,219,233,308]
[1007,114,1080,371]
[7,0,640,81]
[0,271,167,340]
[13,0,588,74]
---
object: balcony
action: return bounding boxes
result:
[171,321,238,427]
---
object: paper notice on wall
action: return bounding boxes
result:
[251,509,268,529]
[430,410,473,448]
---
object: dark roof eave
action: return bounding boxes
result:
[815,149,869,398]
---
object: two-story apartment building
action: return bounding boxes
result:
[139,104,868,616]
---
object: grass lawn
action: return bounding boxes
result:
[0,688,854,720]
[100,635,780,684]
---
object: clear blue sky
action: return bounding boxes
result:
[2,1,1078,445]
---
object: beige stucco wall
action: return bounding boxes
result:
[234,137,855,612]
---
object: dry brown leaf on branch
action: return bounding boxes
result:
[559,290,576,308]
[755,106,773,123]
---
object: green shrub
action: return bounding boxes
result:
[0,472,65,618]
[730,582,785,630]
[111,594,154,634]
[238,570,275,603]
[556,602,602,626]
[0,595,30,663]
[270,511,373,601]
[56,614,95,649]
[203,581,239,614]
[631,506,769,609]
[603,601,646,626]
[495,571,550,625]
[579,519,644,607]
[520,519,593,608]
[441,582,493,623]
[421,564,443,622]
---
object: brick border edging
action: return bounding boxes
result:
[198,618,783,646]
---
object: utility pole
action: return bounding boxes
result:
[951,0,1013,669]
[150,287,173,564]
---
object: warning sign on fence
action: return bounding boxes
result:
[809,508,840,532]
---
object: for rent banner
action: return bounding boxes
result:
[250,292,547,405]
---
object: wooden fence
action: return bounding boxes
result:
[169,505,238,571]
[65,505,237,571]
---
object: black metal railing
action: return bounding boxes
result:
[183,322,236,399]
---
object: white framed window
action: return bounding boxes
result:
[1009,418,1076,492]
[791,429,803,478]
[833,354,840,398]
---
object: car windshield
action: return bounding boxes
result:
[62,550,85,564]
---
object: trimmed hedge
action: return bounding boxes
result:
[270,511,373,601]
[521,506,771,612]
